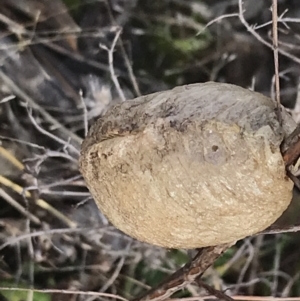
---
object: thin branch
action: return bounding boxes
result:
[259,224,300,235]
[0,94,15,103]
[79,90,88,137]
[104,0,141,97]
[197,13,239,35]
[38,190,90,197]
[100,27,126,102]
[0,175,77,229]
[282,134,300,167]
[0,135,45,149]
[35,198,77,228]
[25,219,34,301]
[253,9,288,30]
[271,235,281,296]
[27,107,80,156]
[238,0,300,66]
[272,0,282,124]
[0,188,41,225]
[196,279,235,301]
[100,243,130,292]
[118,39,142,97]
[0,69,82,148]
[0,287,128,301]
[132,243,233,301]
[0,227,88,251]
[0,145,24,170]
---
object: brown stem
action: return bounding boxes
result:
[196,279,235,301]
[132,243,233,301]
[283,138,300,167]
[281,126,300,190]
[281,125,300,167]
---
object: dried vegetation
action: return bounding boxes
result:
[1,1,300,301]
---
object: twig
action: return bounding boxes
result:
[100,243,130,292]
[282,136,300,167]
[0,188,41,225]
[0,69,82,148]
[247,236,264,295]
[0,175,77,229]
[197,13,239,35]
[286,170,300,190]
[0,287,128,301]
[271,235,281,296]
[234,239,255,294]
[132,243,233,301]
[237,0,300,66]
[0,95,15,103]
[79,91,88,137]
[0,11,124,77]
[38,190,90,197]
[196,279,235,301]
[118,39,142,97]
[25,219,34,301]
[280,124,300,187]
[100,27,126,102]
[281,124,300,166]
[27,107,80,157]
[0,145,24,170]
[35,198,77,228]
[253,9,288,30]
[104,0,141,97]
[0,227,96,251]
[0,135,45,149]
[259,224,300,235]
[172,296,300,301]
[33,174,82,190]
[272,0,282,124]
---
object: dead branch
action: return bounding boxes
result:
[132,244,233,301]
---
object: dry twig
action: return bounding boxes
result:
[100,26,126,102]
[196,279,234,301]
[0,70,82,149]
[271,0,282,124]
[0,175,77,228]
[0,188,41,225]
[132,244,233,301]
[237,0,300,66]
[0,287,128,301]
[104,0,141,97]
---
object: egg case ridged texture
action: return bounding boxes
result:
[80,82,295,249]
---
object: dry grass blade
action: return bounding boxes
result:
[0,145,24,170]
[0,175,77,228]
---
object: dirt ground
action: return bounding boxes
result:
[1,1,300,300]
